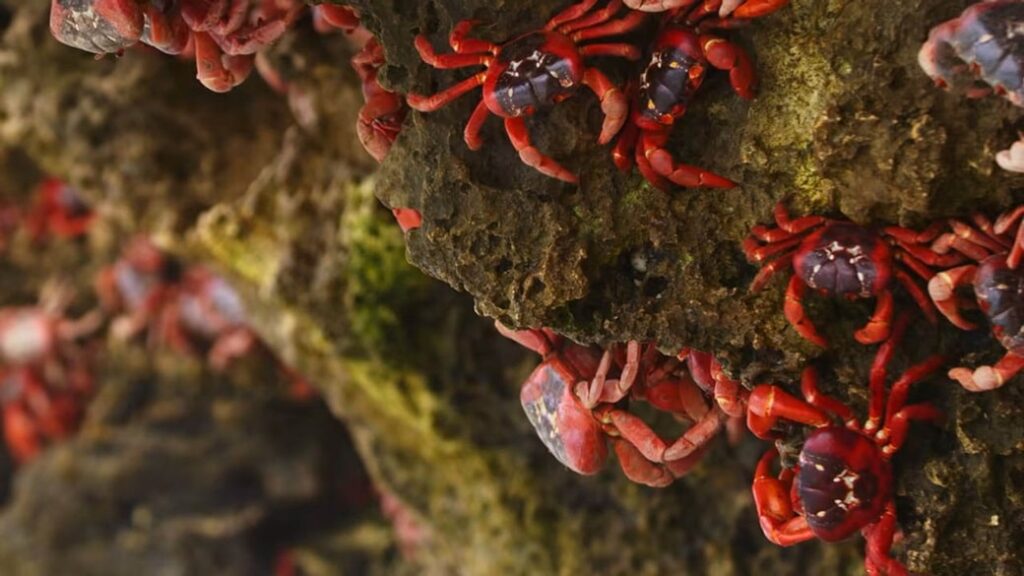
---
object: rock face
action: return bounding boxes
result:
[0,0,1022,574]
[372,0,1023,361]
[0,351,379,576]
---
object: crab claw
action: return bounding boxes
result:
[50,0,144,54]
[996,139,1024,173]
[193,32,254,93]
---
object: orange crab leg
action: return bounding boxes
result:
[752,448,816,547]
[701,35,756,99]
[853,289,893,345]
[747,383,829,439]
[949,352,1024,392]
[927,265,978,330]
[582,67,630,144]
[783,275,827,347]
[504,117,578,183]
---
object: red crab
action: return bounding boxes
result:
[49,0,304,92]
[0,286,100,398]
[927,207,1024,390]
[612,0,789,189]
[743,202,963,347]
[499,324,742,486]
[918,0,1024,172]
[406,0,646,183]
[0,290,101,463]
[747,315,943,575]
[95,236,188,351]
[624,0,782,15]
[23,178,95,244]
[353,38,409,163]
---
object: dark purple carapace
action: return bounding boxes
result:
[797,427,892,542]
[484,31,584,118]
[794,223,892,298]
[974,254,1024,352]
[636,26,705,129]
[520,357,607,475]
[49,0,144,54]
[920,0,1024,106]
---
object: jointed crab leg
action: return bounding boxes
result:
[505,118,578,183]
[752,449,816,546]
[927,265,978,330]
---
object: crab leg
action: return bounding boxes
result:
[574,346,616,408]
[711,363,746,417]
[771,202,827,234]
[951,218,1008,254]
[892,240,965,270]
[569,10,647,42]
[407,73,486,112]
[610,439,675,487]
[413,36,492,69]
[745,235,802,265]
[864,314,907,432]
[634,138,673,190]
[612,116,639,171]
[314,4,360,33]
[949,352,1024,392]
[1003,212,1024,269]
[463,100,492,150]
[783,275,827,347]
[853,289,893,345]
[752,449,817,546]
[582,68,630,144]
[732,0,790,19]
[747,383,829,439]
[881,403,943,456]
[579,43,641,59]
[448,20,498,53]
[641,131,736,188]
[748,253,793,291]
[862,502,910,576]
[494,323,557,356]
[603,402,722,462]
[881,355,945,443]
[622,0,700,13]
[927,265,978,330]
[193,31,253,93]
[557,0,624,35]
[700,35,756,99]
[894,268,938,324]
[800,366,856,427]
[141,3,190,54]
[546,0,601,31]
[504,117,578,183]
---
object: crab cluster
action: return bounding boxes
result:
[95,236,313,399]
[49,0,313,92]
[407,0,788,189]
[35,0,1024,574]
